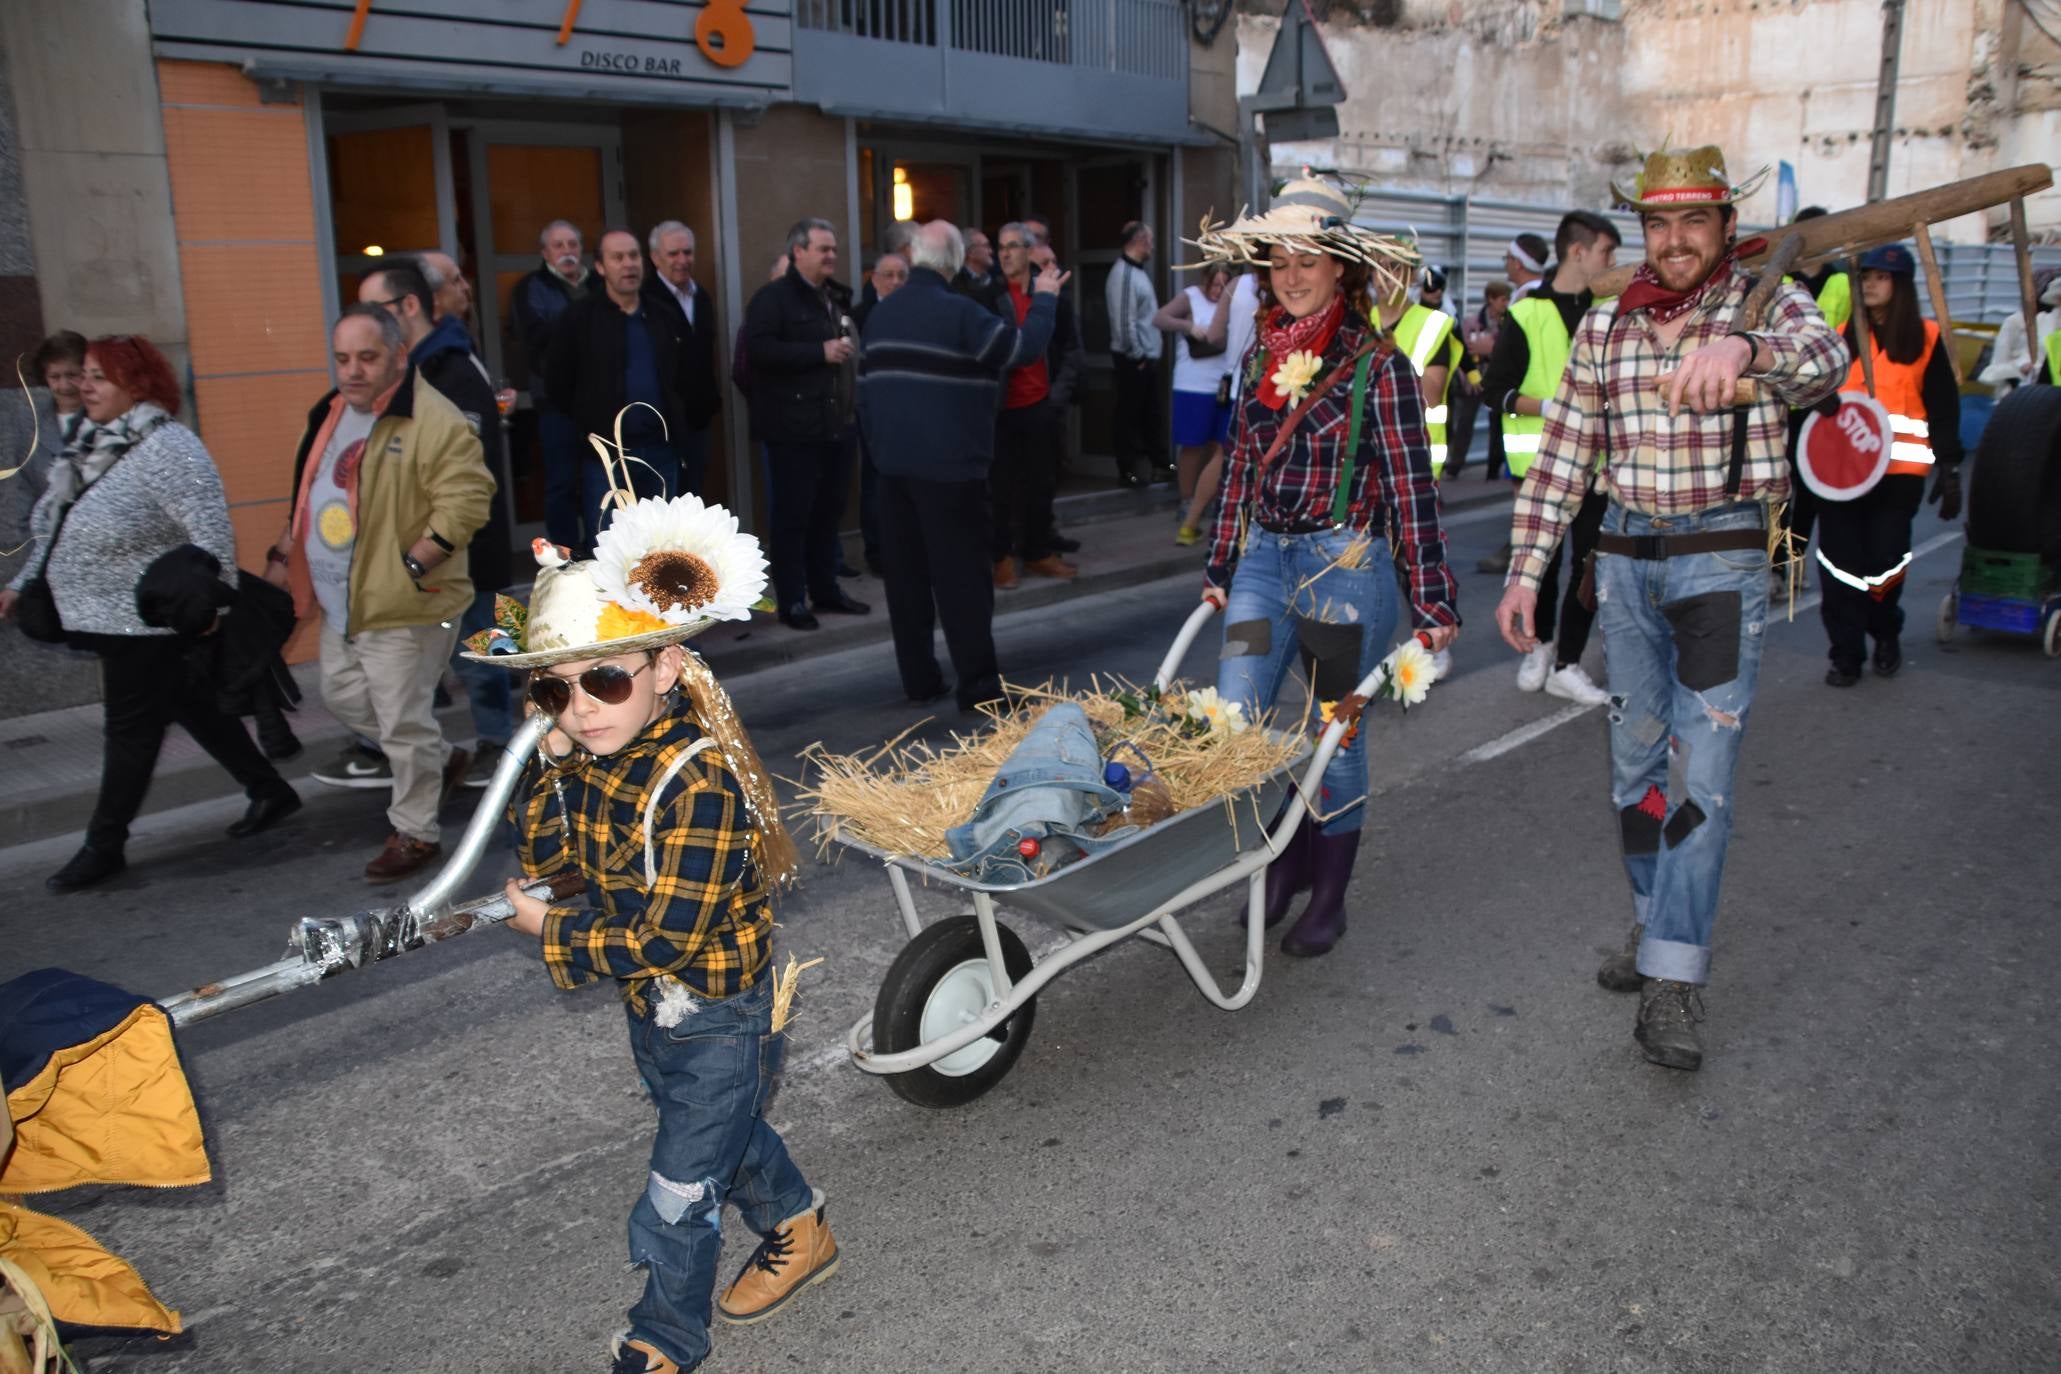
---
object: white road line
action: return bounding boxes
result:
[1456,702,1598,766]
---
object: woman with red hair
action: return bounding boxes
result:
[2,335,299,892]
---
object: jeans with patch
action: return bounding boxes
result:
[1217,526,1397,836]
[1594,500,1770,986]
[624,977,812,1369]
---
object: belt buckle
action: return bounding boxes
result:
[1633,534,1666,560]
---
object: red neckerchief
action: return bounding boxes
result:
[1618,236,1767,324]
[1255,295,1346,409]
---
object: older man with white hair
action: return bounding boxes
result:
[644,219,721,494]
[857,220,1068,711]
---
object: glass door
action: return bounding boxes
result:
[325,104,458,304]
[1068,152,1157,467]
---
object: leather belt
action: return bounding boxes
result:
[1596,528,1765,560]
[1254,515,1338,535]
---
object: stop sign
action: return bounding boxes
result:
[1798,394,1893,502]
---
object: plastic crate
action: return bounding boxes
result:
[1959,546,2052,603]
[1958,593,2044,635]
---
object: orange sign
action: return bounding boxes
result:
[342,0,754,69]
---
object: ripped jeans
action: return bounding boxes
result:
[624,977,812,1368]
[1594,500,1769,986]
[1217,526,1398,835]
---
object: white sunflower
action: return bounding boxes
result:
[590,494,768,626]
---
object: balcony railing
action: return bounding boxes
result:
[796,0,1184,80]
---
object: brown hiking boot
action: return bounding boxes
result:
[1635,978,1705,1071]
[437,745,472,814]
[993,558,1019,589]
[365,832,441,884]
[1596,922,1644,992]
[608,1335,678,1374]
[716,1188,839,1326]
[1023,555,1078,580]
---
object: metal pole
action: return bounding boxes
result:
[1866,0,1906,203]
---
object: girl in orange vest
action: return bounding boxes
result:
[1816,243,1963,686]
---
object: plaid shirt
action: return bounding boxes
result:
[514,699,772,1013]
[1508,273,1847,589]
[1206,315,1460,628]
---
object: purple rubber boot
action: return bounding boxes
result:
[1258,809,1313,929]
[1280,828,1361,957]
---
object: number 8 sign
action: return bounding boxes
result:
[1797,393,1893,503]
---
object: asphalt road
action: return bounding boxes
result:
[6,498,2057,1374]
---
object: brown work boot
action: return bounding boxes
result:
[716,1188,839,1326]
[993,558,1019,589]
[365,831,441,884]
[437,745,472,814]
[1596,921,1645,992]
[1022,554,1078,580]
[608,1335,678,1374]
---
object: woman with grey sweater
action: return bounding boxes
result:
[1,336,298,892]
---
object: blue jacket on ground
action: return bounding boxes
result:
[856,266,1057,482]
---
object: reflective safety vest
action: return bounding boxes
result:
[1393,304,1456,476]
[1501,296,1572,480]
[1817,272,1851,332]
[2046,325,2061,386]
[1841,318,1939,477]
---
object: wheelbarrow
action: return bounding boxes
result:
[829,602,1428,1108]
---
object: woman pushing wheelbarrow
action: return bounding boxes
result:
[1192,176,1462,956]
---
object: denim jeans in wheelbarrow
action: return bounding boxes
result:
[623,977,813,1368]
[1593,499,1771,987]
[1216,526,1398,835]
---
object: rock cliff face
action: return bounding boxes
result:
[1238,0,2059,241]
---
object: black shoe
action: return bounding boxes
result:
[815,592,871,616]
[837,561,863,579]
[48,845,125,892]
[1824,665,1861,687]
[227,786,303,839]
[1050,533,1081,554]
[1116,470,1146,490]
[781,604,821,631]
[907,680,953,706]
[259,730,303,762]
[1635,978,1705,1071]
[1146,464,1177,485]
[1597,922,1645,992]
[1872,639,1902,678]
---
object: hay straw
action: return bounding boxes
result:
[794,680,1306,863]
[769,954,825,1035]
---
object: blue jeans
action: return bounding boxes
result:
[538,408,585,553]
[452,588,512,747]
[1216,526,1398,835]
[624,977,812,1369]
[1594,500,1770,986]
[583,442,681,554]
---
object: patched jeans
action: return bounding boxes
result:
[624,977,812,1369]
[1594,500,1769,986]
[1217,526,1398,836]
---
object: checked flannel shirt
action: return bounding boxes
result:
[513,699,772,1015]
[1205,314,1460,629]
[1507,271,1848,590]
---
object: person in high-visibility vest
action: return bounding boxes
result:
[1778,206,1851,568]
[1369,269,1460,476]
[1479,210,1622,705]
[1815,242,1964,686]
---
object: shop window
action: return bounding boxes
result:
[328,126,438,257]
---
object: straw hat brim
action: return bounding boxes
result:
[1607,183,1744,212]
[459,619,716,670]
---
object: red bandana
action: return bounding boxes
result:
[1255,295,1346,409]
[1618,236,1767,324]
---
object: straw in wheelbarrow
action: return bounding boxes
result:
[796,679,1309,863]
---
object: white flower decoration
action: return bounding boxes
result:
[1184,686,1250,736]
[1386,640,1436,708]
[590,494,768,626]
[1271,349,1324,405]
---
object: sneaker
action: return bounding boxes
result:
[1174,525,1200,547]
[1635,978,1705,1071]
[608,1335,679,1374]
[1429,648,1453,681]
[462,742,505,789]
[1596,921,1644,992]
[438,746,473,813]
[716,1188,840,1326]
[1516,642,1553,692]
[311,743,392,790]
[364,831,441,885]
[1543,662,1609,705]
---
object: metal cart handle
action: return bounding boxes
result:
[1154,600,1221,692]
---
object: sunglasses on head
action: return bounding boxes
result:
[527,658,653,715]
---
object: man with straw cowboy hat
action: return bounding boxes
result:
[467,441,836,1373]
[1491,145,1847,1072]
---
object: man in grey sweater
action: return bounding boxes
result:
[1103,220,1170,488]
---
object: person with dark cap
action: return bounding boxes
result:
[1813,242,1962,686]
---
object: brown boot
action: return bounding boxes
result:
[365,831,441,884]
[437,745,472,814]
[993,558,1019,589]
[1022,555,1078,580]
[608,1335,678,1374]
[716,1188,839,1326]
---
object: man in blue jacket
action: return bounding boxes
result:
[858,220,1066,711]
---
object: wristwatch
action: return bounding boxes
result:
[401,551,429,582]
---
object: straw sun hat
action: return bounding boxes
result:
[1609,144,1770,213]
[1187,175,1420,299]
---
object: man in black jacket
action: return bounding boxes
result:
[545,230,701,552]
[508,219,589,552]
[359,257,517,783]
[745,217,870,630]
[645,220,721,496]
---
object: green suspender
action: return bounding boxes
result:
[1330,349,1377,526]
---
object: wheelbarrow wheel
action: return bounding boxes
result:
[1937,590,1957,645]
[873,915,1036,1109]
[2045,608,2061,660]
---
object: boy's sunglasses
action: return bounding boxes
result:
[527,660,652,716]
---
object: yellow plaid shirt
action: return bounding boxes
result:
[513,701,773,1013]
